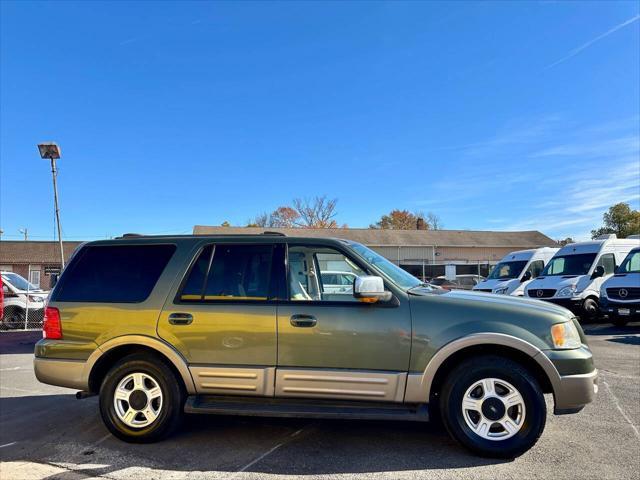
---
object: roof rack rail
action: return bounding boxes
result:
[118,233,145,239]
[262,231,286,236]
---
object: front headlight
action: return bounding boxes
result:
[28,295,43,303]
[557,285,577,297]
[493,287,509,295]
[551,321,581,349]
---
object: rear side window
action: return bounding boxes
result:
[53,244,176,303]
[179,244,273,301]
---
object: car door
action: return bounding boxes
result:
[276,243,412,403]
[158,242,283,397]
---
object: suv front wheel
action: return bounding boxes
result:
[439,355,546,458]
[99,353,185,443]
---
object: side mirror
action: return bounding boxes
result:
[353,276,392,303]
[521,271,532,283]
[591,265,605,279]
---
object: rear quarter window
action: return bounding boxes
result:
[52,244,176,303]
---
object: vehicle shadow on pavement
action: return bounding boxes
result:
[606,335,640,346]
[0,394,508,477]
[583,322,640,336]
[0,330,41,354]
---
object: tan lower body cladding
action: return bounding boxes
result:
[189,366,407,402]
[275,369,407,402]
[190,366,276,396]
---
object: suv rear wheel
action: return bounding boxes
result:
[439,355,546,458]
[99,353,184,443]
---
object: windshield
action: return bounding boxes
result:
[487,260,528,280]
[1,273,38,291]
[618,250,640,273]
[349,242,422,290]
[541,253,597,276]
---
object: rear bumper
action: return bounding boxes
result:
[33,357,88,391]
[553,369,598,414]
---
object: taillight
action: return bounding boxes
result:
[43,307,62,339]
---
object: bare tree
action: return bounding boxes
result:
[248,212,270,227]
[293,196,338,228]
[426,212,443,230]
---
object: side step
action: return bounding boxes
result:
[185,395,429,422]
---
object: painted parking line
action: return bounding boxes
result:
[234,427,307,476]
[602,376,640,441]
[0,442,17,448]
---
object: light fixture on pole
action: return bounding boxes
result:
[37,142,65,268]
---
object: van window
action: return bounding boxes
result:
[597,253,616,275]
[541,253,597,276]
[619,250,640,273]
[53,244,176,303]
[526,260,545,278]
[179,244,273,301]
[487,261,527,280]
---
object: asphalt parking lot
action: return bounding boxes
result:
[0,323,638,480]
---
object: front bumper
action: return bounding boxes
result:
[600,298,640,317]
[544,298,583,314]
[552,369,598,414]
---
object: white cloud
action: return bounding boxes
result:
[545,14,640,69]
[418,116,640,240]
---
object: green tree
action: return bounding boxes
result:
[370,209,439,230]
[591,203,640,239]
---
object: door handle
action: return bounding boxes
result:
[290,314,317,328]
[168,313,193,325]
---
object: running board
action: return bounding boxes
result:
[184,395,429,422]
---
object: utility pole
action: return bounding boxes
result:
[38,143,65,268]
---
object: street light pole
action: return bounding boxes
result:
[50,157,65,268]
[38,143,65,268]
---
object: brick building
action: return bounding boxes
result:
[0,241,84,289]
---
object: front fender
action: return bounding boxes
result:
[404,332,561,403]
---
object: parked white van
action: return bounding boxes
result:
[0,271,49,330]
[600,244,640,326]
[473,248,559,296]
[525,235,640,320]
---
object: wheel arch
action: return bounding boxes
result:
[405,333,560,403]
[85,335,196,394]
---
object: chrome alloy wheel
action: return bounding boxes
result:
[113,372,163,428]
[461,378,526,441]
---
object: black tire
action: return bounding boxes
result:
[0,307,25,330]
[581,298,600,322]
[439,355,546,458]
[99,353,185,443]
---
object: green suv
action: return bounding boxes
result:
[34,234,597,458]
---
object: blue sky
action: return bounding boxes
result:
[1,1,639,241]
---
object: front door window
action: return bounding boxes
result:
[287,245,366,302]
